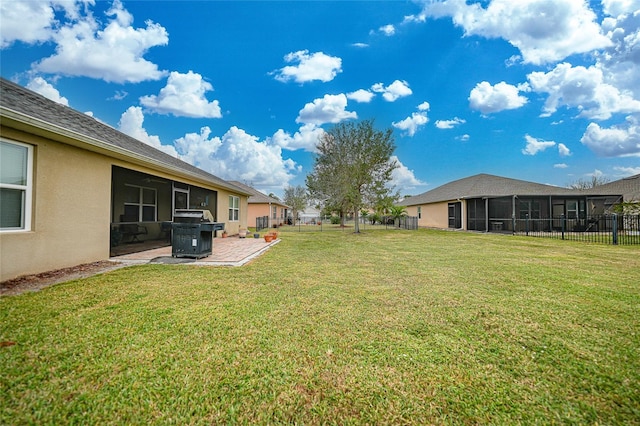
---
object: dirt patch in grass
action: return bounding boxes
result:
[0,261,128,296]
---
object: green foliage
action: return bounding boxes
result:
[306,120,397,233]
[330,215,341,224]
[613,201,640,214]
[369,213,382,225]
[388,205,407,226]
[283,185,307,221]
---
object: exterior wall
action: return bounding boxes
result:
[1,126,250,280]
[409,201,451,229]
[216,190,248,236]
[1,128,112,281]
[247,204,271,230]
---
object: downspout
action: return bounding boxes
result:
[512,195,517,233]
[484,197,489,232]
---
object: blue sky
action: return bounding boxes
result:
[2,0,639,197]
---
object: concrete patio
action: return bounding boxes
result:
[111,236,280,267]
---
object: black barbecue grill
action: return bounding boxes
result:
[171,209,225,258]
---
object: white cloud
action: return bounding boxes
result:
[390,156,426,190]
[469,81,528,114]
[175,126,298,189]
[392,113,428,137]
[528,62,640,120]
[0,0,56,47]
[118,106,178,157]
[273,50,342,83]
[598,9,640,99]
[392,101,430,136]
[34,0,168,83]
[602,0,640,17]
[139,71,222,118]
[580,115,640,157]
[351,42,369,48]
[26,77,68,106]
[457,134,470,142]
[557,143,572,157]
[347,89,375,103]
[613,165,640,176]
[296,94,357,125]
[379,24,396,36]
[554,163,569,169]
[371,80,413,102]
[425,0,612,65]
[435,117,466,129]
[522,134,556,155]
[270,123,325,152]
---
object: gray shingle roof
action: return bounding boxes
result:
[229,181,290,207]
[589,174,640,201]
[0,78,249,195]
[399,173,631,206]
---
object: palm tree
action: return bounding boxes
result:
[389,205,407,228]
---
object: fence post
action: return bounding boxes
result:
[561,214,566,240]
[612,214,618,245]
[526,213,530,236]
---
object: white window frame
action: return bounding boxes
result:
[124,184,157,222]
[229,195,239,222]
[417,206,422,219]
[0,139,33,232]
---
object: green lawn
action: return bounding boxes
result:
[1,230,639,424]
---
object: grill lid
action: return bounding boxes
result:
[174,209,214,223]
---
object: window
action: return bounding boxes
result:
[1,140,33,231]
[123,184,156,222]
[229,195,239,221]
[566,200,579,220]
[417,206,422,219]
[272,205,277,219]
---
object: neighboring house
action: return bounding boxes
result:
[229,181,290,229]
[298,206,321,224]
[399,173,635,232]
[0,78,251,281]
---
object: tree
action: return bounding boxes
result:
[283,185,307,223]
[306,120,397,233]
[568,175,611,189]
[388,205,407,228]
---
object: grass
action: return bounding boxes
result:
[1,229,639,424]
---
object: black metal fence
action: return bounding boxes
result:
[256,215,269,231]
[513,214,640,245]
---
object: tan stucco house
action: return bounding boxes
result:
[0,78,251,281]
[229,181,290,229]
[399,173,637,232]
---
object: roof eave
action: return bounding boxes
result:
[1,106,252,196]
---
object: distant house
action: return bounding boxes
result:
[229,181,290,229]
[298,206,321,224]
[399,173,637,232]
[0,78,251,281]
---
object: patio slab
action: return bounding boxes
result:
[111,236,279,267]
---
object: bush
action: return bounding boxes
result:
[330,215,340,224]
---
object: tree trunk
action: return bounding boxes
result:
[354,208,360,233]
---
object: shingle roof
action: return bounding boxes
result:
[229,181,290,207]
[399,173,630,206]
[588,174,640,201]
[0,78,249,195]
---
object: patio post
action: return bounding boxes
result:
[612,213,618,245]
[561,214,566,240]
